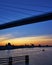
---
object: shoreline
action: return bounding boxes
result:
[0,46,52,50]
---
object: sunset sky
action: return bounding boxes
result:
[0,0,52,46]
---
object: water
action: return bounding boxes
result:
[0,47,52,65]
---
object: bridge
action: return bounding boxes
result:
[0,12,52,30]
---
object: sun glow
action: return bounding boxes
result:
[0,34,52,46]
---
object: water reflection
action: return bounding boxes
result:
[0,48,52,65]
[7,50,11,57]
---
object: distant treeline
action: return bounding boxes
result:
[0,43,52,50]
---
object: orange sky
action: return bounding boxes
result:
[0,34,52,46]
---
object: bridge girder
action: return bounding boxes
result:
[0,12,52,30]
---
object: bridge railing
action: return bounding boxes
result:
[0,55,29,65]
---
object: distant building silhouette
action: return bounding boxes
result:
[38,44,41,47]
[5,42,12,50]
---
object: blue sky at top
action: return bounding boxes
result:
[0,0,52,39]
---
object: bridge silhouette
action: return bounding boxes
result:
[0,12,52,30]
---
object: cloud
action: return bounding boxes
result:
[0,34,52,42]
[0,34,52,46]
[0,31,26,41]
[0,34,14,41]
[33,35,52,39]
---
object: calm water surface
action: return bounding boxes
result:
[0,47,52,65]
